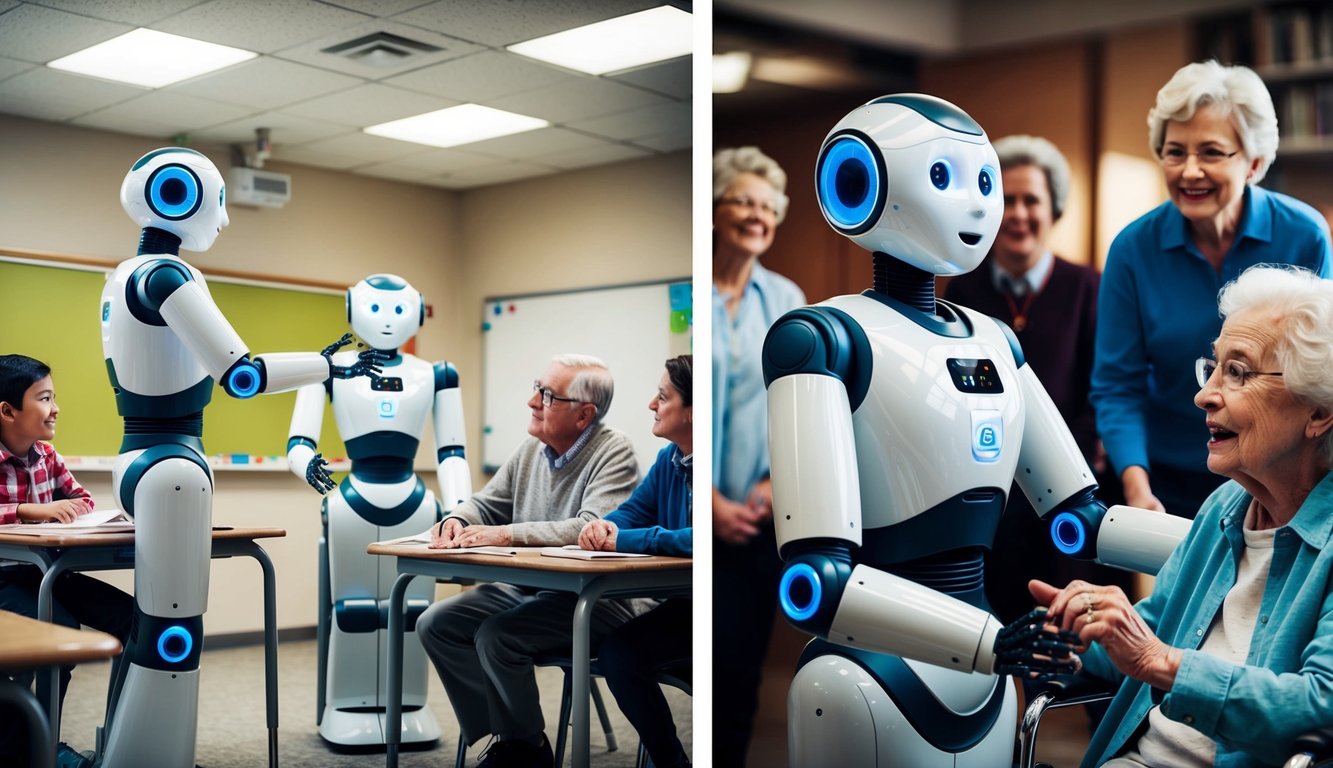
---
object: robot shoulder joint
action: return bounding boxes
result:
[434,361,460,391]
[762,306,872,411]
[128,258,196,324]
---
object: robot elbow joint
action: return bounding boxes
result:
[778,548,853,636]
[222,357,264,398]
[1049,488,1106,560]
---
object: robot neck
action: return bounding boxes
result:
[138,227,181,256]
[872,252,936,314]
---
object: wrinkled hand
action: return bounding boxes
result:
[18,499,92,524]
[449,524,513,549]
[429,517,465,549]
[304,453,336,494]
[579,519,618,551]
[1030,579,1181,690]
[714,489,763,546]
[992,607,1083,679]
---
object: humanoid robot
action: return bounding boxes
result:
[99,147,383,767]
[287,274,471,748]
[762,95,1186,766]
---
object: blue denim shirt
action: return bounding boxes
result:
[1082,473,1333,767]
[712,261,805,502]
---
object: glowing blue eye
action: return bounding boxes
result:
[930,161,950,190]
[817,135,881,231]
[371,303,380,313]
[979,168,994,196]
[394,305,404,315]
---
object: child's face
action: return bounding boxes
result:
[0,375,58,443]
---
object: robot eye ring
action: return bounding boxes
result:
[817,130,886,235]
[145,163,204,221]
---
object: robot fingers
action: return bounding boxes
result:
[992,607,1083,678]
[320,332,356,358]
[305,453,337,494]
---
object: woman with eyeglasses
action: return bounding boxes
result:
[710,146,805,766]
[1034,265,1333,767]
[578,355,692,768]
[1091,60,1332,521]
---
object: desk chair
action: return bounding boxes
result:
[634,664,692,768]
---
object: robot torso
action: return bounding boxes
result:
[330,351,435,463]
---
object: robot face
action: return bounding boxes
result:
[815,95,1002,275]
[348,274,422,350]
[120,148,229,252]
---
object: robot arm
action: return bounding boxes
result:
[432,362,471,513]
[287,382,335,494]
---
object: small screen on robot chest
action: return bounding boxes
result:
[371,376,404,392]
[947,358,1003,393]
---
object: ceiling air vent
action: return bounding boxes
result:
[321,32,443,68]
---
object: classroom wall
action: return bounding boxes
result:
[0,113,690,635]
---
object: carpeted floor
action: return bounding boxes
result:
[58,637,691,768]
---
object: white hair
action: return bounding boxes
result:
[993,134,1071,220]
[551,353,614,421]
[1147,60,1279,184]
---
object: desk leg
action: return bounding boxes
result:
[385,572,416,768]
[247,542,281,768]
[36,561,68,751]
[0,678,54,768]
[571,579,610,768]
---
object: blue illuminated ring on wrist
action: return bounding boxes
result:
[157,625,193,663]
[225,361,261,398]
[817,135,881,232]
[779,563,822,622]
[1050,511,1087,555]
[146,164,202,221]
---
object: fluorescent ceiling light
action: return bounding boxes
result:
[364,104,549,149]
[48,28,256,88]
[506,6,692,76]
[713,52,751,93]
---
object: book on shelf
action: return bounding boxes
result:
[0,508,134,534]
[540,545,651,560]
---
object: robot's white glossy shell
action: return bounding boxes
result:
[821,294,1023,531]
[101,255,212,396]
[120,149,228,253]
[348,277,422,351]
[331,353,435,440]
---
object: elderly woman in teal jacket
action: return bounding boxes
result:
[579,355,692,768]
[1035,266,1333,768]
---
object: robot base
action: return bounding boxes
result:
[318,705,440,751]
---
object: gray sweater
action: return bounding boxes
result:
[446,424,639,546]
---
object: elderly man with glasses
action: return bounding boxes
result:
[416,353,639,768]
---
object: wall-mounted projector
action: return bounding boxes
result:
[228,167,291,208]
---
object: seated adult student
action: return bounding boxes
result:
[1032,266,1333,767]
[416,353,640,768]
[579,355,693,768]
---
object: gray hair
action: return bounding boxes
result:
[1218,265,1333,466]
[1147,60,1278,184]
[993,134,1071,221]
[713,146,790,223]
[552,353,614,422]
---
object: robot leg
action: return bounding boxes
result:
[100,452,212,768]
[320,487,439,747]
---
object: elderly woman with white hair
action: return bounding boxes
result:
[711,146,805,767]
[1092,60,1333,522]
[1034,265,1333,767]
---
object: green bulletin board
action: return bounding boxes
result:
[1,258,349,462]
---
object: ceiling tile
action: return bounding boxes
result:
[366,148,503,175]
[629,131,691,153]
[609,56,691,99]
[568,100,690,141]
[297,130,434,163]
[279,83,456,127]
[384,50,575,103]
[31,0,204,25]
[461,127,613,160]
[351,162,441,183]
[268,144,365,171]
[171,58,363,111]
[0,4,130,63]
[275,19,482,79]
[490,77,670,124]
[0,67,144,122]
[0,56,35,83]
[72,91,253,138]
[191,110,352,146]
[538,143,651,170]
[321,0,432,17]
[153,0,372,54]
[391,0,665,47]
[435,161,557,189]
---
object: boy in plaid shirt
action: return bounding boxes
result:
[0,354,132,768]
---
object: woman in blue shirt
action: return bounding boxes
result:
[579,355,692,768]
[1092,60,1332,520]
[1037,266,1333,767]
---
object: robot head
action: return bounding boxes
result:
[120,148,229,252]
[814,94,1002,275]
[348,274,423,351]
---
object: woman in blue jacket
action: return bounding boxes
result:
[578,354,692,768]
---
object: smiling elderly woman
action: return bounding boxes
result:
[1033,265,1333,768]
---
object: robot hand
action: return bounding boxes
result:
[992,607,1083,680]
[304,452,336,495]
[325,340,390,380]
[320,332,356,358]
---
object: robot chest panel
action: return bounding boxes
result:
[331,356,433,437]
[101,260,208,396]
[847,305,1023,528]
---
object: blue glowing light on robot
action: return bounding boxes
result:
[147,165,202,220]
[817,135,881,231]
[1049,511,1087,555]
[157,625,193,663]
[120,147,229,253]
[779,563,822,622]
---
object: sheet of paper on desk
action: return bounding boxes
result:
[540,546,650,560]
[0,508,134,534]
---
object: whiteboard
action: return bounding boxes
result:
[481,279,692,474]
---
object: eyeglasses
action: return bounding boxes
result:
[1159,147,1241,167]
[718,195,784,217]
[1195,357,1283,390]
[532,381,584,408]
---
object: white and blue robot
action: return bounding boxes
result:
[762,95,1187,766]
[99,147,383,767]
[287,274,471,748]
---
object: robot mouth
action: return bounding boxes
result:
[958,232,982,246]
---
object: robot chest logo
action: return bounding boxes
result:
[378,398,397,419]
[102,301,111,323]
